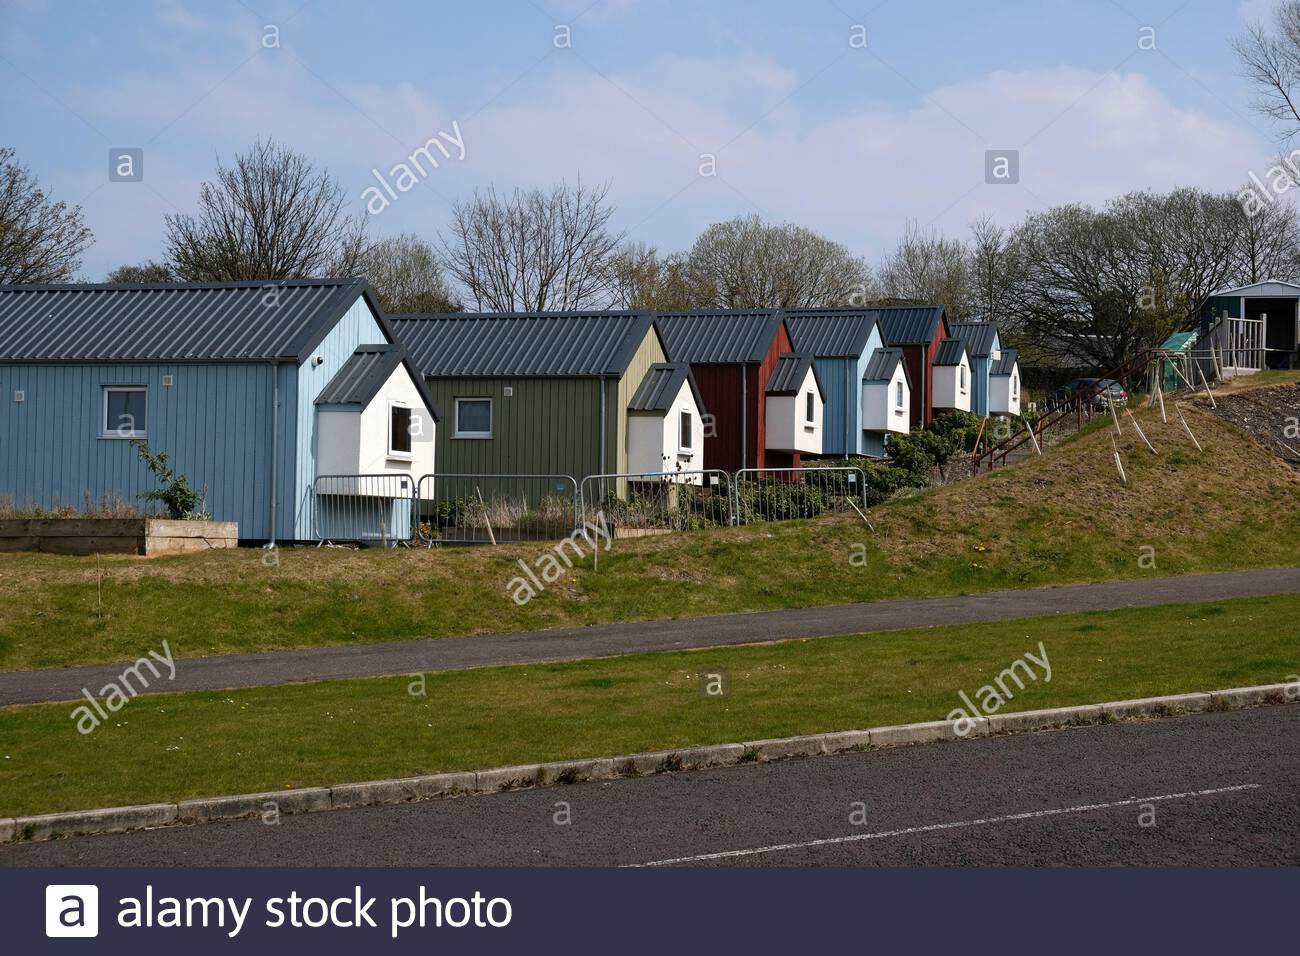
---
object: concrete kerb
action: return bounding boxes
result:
[5,683,1296,844]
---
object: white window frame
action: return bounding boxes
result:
[454,397,493,439]
[959,364,967,394]
[1012,374,1019,398]
[387,401,413,460]
[895,379,905,409]
[805,390,816,424]
[679,409,693,452]
[101,385,147,438]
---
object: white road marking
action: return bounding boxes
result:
[627,783,1261,867]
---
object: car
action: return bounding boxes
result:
[1060,377,1128,411]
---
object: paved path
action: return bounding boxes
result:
[4,566,1299,706]
[5,706,1296,865]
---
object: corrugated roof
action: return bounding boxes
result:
[0,278,378,362]
[1209,279,1300,297]
[933,338,968,367]
[863,347,909,383]
[389,312,656,378]
[1159,332,1196,353]
[627,362,704,414]
[766,352,823,397]
[875,305,946,346]
[314,343,442,421]
[949,320,999,358]
[990,349,1020,376]
[784,308,878,358]
[655,310,784,364]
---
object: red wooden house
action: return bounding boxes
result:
[656,310,822,471]
[874,305,950,428]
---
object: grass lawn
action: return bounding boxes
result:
[1,593,1297,817]
[2,396,1299,671]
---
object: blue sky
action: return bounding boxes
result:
[0,0,1288,278]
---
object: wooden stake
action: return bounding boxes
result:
[1110,397,1122,435]
[1197,361,1217,408]
[1155,378,1167,423]
[476,486,496,546]
[1173,402,1202,452]
[847,498,875,532]
[1111,434,1127,485]
[1125,410,1158,454]
[1021,415,1042,455]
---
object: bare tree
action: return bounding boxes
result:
[967,214,1019,324]
[607,241,701,311]
[106,260,174,283]
[357,233,461,313]
[439,180,622,312]
[1235,2,1300,141]
[1228,191,1300,283]
[0,147,93,283]
[164,139,367,281]
[684,215,874,309]
[878,220,971,317]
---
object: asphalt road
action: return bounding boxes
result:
[5,706,1297,866]
[4,566,1300,706]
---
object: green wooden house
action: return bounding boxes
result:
[388,311,703,483]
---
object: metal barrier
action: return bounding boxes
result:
[311,474,417,546]
[732,466,868,525]
[580,470,733,536]
[415,473,580,545]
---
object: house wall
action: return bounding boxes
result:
[0,361,285,539]
[969,329,1000,417]
[990,366,1021,416]
[423,375,605,479]
[863,364,910,438]
[691,364,745,472]
[932,358,971,412]
[612,329,668,476]
[812,357,853,457]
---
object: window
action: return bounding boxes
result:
[895,380,904,409]
[455,397,492,438]
[389,404,412,457]
[960,365,967,393]
[679,410,693,450]
[102,386,146,437]
[805,391,815,424]
[1012,374,1019,398]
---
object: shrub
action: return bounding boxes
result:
[130,440,207,519]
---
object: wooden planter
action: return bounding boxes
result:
[0,518,238,556]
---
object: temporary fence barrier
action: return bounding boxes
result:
[311,474,417,546]
[731,466,868,525]
[579,470,732,537]
[415,473,580,545]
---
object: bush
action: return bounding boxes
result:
[130,440,207,519]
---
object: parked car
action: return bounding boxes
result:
[1057,378,1128,411]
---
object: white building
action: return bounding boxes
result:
[930,338,971,413]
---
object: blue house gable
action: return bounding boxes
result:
[948,321,1002,417]
[785,308,886,457]
[0,278,433,542]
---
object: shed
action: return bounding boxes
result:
[948,320,1003,417]
[656,309,814,471]
[989,348,1022,417]
[625,362,707,479]
[0,278,438,542]
[874,305,949,428]
[388,311,699,482]
[785,307,890,457]
[931,338,972,413]
[861,347,912,444]
[1199,280,1300,374]
[764,352,825,458]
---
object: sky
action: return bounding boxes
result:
[0,0,1292,279]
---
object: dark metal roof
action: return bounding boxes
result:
[875,305,947,346]
[766,352,824,398]
[655,310,784,364]
[990,348,1020,376]
[932,338,968,367]
[314,343,442,421]
[862,347,910,384]
[0,278,383,363]
[948,320,999,358]
[784,308,879,358]
[627,362,705,414]
[389,311,656,377]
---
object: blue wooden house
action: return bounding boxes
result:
[0,278,439,543]
[948,321,1002,417]
[785,308,893,458]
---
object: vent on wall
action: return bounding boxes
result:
[162,374,174,387]
[503,386,513,397]
[12,390,24,403]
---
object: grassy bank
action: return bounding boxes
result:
[1,398,1298,671]
[1,593,1297,817]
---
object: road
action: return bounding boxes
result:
[4,566,1300,705]
[5,705,1297,866]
